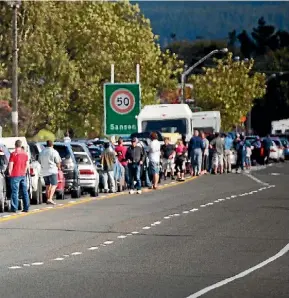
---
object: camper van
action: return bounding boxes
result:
[191,111,221,134]
[137,104,194,143]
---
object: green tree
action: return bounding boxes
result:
[0,1,182,137]
[190,53,266,131]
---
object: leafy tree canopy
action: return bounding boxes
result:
[190,53,266,131]
[0,1,182,137]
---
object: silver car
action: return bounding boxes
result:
[74,152,99,197]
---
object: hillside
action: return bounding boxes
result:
[134,1,289,46]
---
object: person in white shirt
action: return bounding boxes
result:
[63,132,71,143]
[148,132,161,189]
[39,140,61,205]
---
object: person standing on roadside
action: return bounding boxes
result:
[235,134,246,173]
[189,130,204,176]
[101,142,116,193]
[263,134,273,165]
[210,132,225,175]
[63,132,71,143]
[126,137,145,194]
[175,139,187,181]
[39,140,61,205]
[161,137,175,180]
[224,133,233,173]
[148,132,161,189]
[115,137,129,187]
[8,140,30,212]
[200,131,209,174]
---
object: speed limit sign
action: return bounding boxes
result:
[110,89,135,115]
[104,84,141,135]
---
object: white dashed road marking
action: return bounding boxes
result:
[131,231,139,234]
[71,252,82,256]
[103,241,114,245]
[88,247,98,251]
[31,262,44,266]
[53,258,64,261]
[142,226,151,230]
[117,235,127,239]
[9,266,22,269]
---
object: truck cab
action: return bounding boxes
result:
[137,104,194,143]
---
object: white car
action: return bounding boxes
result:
[269,141,284,162]
[74,152,99,196]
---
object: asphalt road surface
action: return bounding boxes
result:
[0,164,289,298]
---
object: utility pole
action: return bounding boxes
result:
[11,1,20,137]
[181,48,228,103]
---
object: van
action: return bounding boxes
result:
[137,104,194,143]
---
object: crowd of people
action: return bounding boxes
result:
[100,130,273,195]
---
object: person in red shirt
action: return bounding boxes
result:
[8,140,30,213]
[115,137,129,186]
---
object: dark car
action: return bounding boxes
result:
[39,142,81,198]
[130,131,164,142]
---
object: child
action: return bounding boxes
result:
[245,142,252,170]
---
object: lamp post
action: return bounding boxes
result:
[180,48,228,103]
[9,1,21,136]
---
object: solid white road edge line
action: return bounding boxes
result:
[186,242,289,298]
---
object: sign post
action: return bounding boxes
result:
[104,83,141,135]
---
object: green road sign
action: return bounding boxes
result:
[104,83,141,135]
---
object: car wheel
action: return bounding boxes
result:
[5,200,11,212]
[0,193,4,213]
[71,185,81,199]
[90,185,99,197]
[18,199,23,211]
[56,191,65,200]
[32,179,42,205]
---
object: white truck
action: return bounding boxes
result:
[271,119,289,135]
[137,104,194,143]
[191,111,221,134]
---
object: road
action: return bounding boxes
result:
[0,163,289,298]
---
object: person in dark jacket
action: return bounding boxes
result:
[189,130,204,176]
[235,135,246,173]
[125,138,145,194]
[263,134,273,165]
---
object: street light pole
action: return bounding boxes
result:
[11,1,20,137]
[181,48,228,103]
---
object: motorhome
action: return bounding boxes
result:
[137,104,194,143]
[191,111,221,134]
[271,119,289,135]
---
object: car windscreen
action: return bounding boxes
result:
[194,127,215,134]
[53,145,70,159]
[74,153,92,165]
[141,119,187,135]
[273,140,281,146]
[71,144,86,153]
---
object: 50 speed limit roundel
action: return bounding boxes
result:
[110,89,135,115]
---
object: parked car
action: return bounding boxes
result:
[0,144,9,213]
[39,142,81,198]
[74,151,99,196]
[87,145,103,164]
[270,137,285,162]
[280,137,289,160]
[28,142,45,204]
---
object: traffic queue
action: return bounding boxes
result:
[0,131,288,213]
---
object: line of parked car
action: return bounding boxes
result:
[0,137,130,213]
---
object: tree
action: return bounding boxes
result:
[0,1,182,137]
[190,53,266,131]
